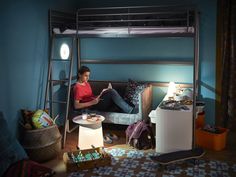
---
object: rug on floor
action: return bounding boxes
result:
[68,148,236,177]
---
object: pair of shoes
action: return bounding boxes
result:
[105,133,119,141]
[103,135,113,144]
[103,133,119,144]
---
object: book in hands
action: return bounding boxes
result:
[108,82,112,89]
[99,89,109,97]
[98,84,112,98]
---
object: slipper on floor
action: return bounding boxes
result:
[103,135,113,144]
[105,133,119,141]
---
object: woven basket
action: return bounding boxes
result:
[21,125,62,162]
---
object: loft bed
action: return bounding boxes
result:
[47,5,199,148]
[50,6,196,37]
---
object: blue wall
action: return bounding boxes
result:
[0,0,78,136]
[80,38,194,109]
[0,0,217,136]
[78,0,217,124]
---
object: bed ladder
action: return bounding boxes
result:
[44,35,78,148]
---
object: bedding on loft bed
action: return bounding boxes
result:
[50,6,196,37]
[53,27,194,35]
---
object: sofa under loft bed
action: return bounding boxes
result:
[68,80,153,125]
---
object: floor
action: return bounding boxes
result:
[43,123,236,177]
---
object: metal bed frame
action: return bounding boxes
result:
[47,5,199,148]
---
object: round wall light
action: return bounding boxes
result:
[60,43,70,60]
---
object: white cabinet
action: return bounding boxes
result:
[149,96,193,153]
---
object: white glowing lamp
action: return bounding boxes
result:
[60,43,70,60]
[167,82,176,97]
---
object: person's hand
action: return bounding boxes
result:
[102,88,109,93]
[91,97,100,105]
[98,88,109,97]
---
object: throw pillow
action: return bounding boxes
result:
[124,79,147,106]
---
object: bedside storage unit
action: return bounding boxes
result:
[149,95,193,153]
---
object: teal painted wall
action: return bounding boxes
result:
[77,0,217,124]
[0,0,78,136]
[80,38,194,110]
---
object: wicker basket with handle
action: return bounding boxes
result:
[20,124,61,162]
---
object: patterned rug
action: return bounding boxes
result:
[68,148,236,177]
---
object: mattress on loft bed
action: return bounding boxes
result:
[53,27,194,35]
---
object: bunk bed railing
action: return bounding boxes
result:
[77,6,194,30]
[50,6,196,37]
[50,10,76,36]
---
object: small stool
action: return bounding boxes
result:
[73,115,105,150]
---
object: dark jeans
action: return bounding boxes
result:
[92,89,133,113]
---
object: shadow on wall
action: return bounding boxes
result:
[52,70,67,126]
[200,81,218,95]
[198,81,216,125]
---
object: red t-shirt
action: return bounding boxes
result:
[73,82,96,103]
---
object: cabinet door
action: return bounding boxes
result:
[155,109,192,153]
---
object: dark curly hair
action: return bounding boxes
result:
[77,66,90,78]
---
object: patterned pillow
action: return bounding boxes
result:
[124,79,147,106]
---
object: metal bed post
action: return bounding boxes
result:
[44,9,54,116]
[77,39,81,70]
[192,10,200,148]
[63,37,75,148]
[44,9,51,111]
[76,10,81,70]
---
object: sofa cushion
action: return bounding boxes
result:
[124,79,147,106]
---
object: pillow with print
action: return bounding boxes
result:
[124,79,147,106]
